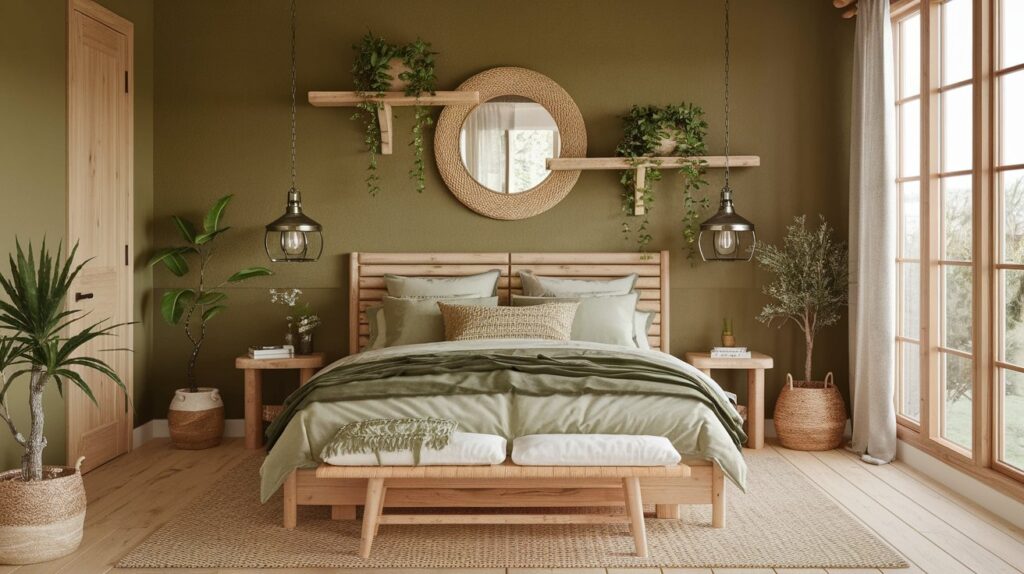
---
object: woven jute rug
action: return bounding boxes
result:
[117,450,908,569]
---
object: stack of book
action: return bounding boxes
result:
[710,346,751,359]
[248,345,294,360]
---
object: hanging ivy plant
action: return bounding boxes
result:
[615,104,709,258]
[351,33,437,195]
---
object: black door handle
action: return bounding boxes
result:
[74,292,94,302]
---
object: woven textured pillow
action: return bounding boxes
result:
[438,302,579,341]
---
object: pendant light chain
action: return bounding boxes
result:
[723,0,731,190]
[289,0,298,193]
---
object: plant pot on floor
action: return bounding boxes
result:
[0,460,86,564]
[774,372,847,451]
[168,388,224,450]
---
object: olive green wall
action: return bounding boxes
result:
[152,0,854,421]
[0,0,154,470]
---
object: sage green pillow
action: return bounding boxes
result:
[512,293,640,347]
[365,305,387,350]
[383,295,499,347]
[385,269,501,298]
[518,271,637,297]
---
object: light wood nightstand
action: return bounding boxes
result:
[234,353,326,449]
[683,351,774,449]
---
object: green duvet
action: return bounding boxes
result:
[260,339,748,502]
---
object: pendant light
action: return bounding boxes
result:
[265,0,323,263]
[698,0,756,262]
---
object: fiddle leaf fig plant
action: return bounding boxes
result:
[0,240,128,481]
[616,104,709,257]
[352,33,438,195]
[150,195,272,393]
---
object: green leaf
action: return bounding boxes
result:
[193,227,229,245]
[201,305,226,322]
[163,252,189,277]
[172,216,197,244]
[195,291,226,305]
[203,195,233,233]
[226,267,273,283]
[160,289,194,325]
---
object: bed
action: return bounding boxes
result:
[260,252,747,528]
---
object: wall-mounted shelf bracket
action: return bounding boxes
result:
[308,91,481,155]
[547,156,760,215]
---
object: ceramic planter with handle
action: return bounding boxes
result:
[0,458,86,564]
[168,387,224,450]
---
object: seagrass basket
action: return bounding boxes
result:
[774,372,847,451]
[0,459,86,564]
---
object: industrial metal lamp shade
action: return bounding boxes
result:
[265,189,324,262]
[698,187,756,262]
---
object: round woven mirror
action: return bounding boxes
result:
[435,67,586,220]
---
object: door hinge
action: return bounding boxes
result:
[124,71,128,94]
[125,245,129,266]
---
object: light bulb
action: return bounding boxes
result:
[280,231,308,257]
[714,230,738,256]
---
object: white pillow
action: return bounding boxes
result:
[519,271,638,297]
[634,310,654,350]
[321,432,507,466]
[511,434,681,466]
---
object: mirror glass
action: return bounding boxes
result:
[459,97,561,194]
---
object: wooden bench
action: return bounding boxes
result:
[315,461,692,559]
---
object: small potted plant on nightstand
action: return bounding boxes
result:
[756,215,849,451]
[0,241,127,564]
[151,195,272,449]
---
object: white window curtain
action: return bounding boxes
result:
[461,103,516,192]
[849,0,898,464]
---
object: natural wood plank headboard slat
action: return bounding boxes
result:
[349,252,670,354]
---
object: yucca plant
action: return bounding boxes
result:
[150,195,272,393]
[0,240,127,481]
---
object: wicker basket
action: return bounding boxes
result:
[0,459,87,564]
[774,372,847,451]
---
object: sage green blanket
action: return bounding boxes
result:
[260,340,748,502]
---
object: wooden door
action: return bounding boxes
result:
[66,0,134,473]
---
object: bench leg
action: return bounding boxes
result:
[282,471,297,529]
[655,504,680,519]
[374,486,387,537]
[331,505,356,520]
[622,477,648,558]
[711,463,726,528]
[359,478,385,559]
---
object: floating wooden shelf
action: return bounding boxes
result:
[546,155,761,215]
[308,91,481,155]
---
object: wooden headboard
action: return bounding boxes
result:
[349,252,670,354]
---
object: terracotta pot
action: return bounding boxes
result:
[0,460,86,564]
[168,387,224,450]
[386,57,410,91]
[774,372,847,451]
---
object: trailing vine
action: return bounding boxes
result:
[615,104,709,258]
[351,33,437,195]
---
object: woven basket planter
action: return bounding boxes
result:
[774,372,847,451]
[0,460,86,564]
[168,388,224,450]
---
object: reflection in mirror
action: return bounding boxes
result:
[459,97,561,194]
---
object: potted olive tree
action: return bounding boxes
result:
[150,195,272,449]
[756,215,850,451]
[0,241,127,564]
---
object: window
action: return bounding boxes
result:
[996,0,1024,474]
[893,0,1024,491]
[896,11,923,424]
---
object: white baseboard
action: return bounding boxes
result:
[133,418,246,449]
[897,439,1024,530]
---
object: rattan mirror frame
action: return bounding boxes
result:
[434,67,586,220]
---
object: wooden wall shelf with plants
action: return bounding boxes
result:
[546,155,761,215]
[307,91,480,154]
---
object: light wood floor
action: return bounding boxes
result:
[4,438,1023,574]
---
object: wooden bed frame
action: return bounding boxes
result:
[283,252,727,530]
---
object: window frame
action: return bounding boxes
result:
[892,0,1024,497]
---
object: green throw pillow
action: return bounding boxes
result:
[383,295,499,347]
[512,292,640,347]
